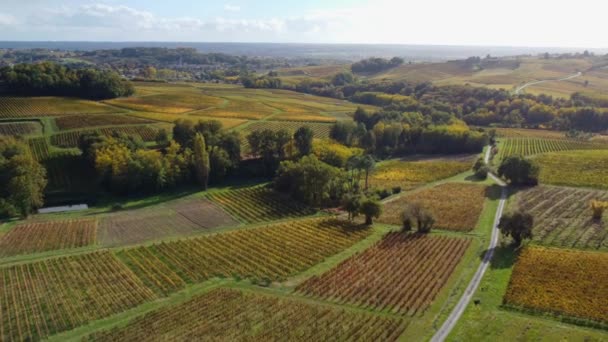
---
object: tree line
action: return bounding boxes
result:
[0,62,134,100]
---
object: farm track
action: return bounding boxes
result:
[514,72,582,94]
[430,147,506,342]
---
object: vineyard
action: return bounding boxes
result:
[515,186,608,250]
[371,157,473,190]
[55,115,152,130]
[85,288,406,341]
[104,91,225,114]
[535,150,608,189]
[51,125,159,147]
[0,219,97,257]
[380,183,488,231]
[128,111,247,129]
[241,120,332,138]
[0,122,40,136]
[497,137,606,159]
[504,247,608,324]
[494,128,568,139]
[0,96,119,118]
[296,233,471,315]
[0,252,156,341]
[99,199,237,247]
[118,218,370,289]
[205,186,316,223]
[27,138,50,161]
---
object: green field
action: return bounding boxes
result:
[535,150,608,189]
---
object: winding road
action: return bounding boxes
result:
[430,147,506,342]
[514,71,582,95]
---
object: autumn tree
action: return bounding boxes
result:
[590,200,608,220]
[193,133,210,190]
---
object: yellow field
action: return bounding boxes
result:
[348,56,608,98]
[0,96,121,118]
[110,83,364,123]
[535,150,608,189]
[505,247,608,324]
[370,156,473,190]
[380,183,487,231]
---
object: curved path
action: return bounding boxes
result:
[430,147,506,342]
[514,71,581,94]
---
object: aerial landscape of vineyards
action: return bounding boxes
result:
[1,8,608,341]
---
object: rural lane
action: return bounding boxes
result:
[430,146,506,342]
[514,71,582,94]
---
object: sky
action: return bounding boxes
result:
[0,0,606,48]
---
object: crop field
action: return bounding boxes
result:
[104,91,225,114]
[27,137,50,161]
[55,114,153,130]
[128,111,247,129]
[494,128,568,139]
[51,125,159,147]
[370,157,473,190]
[85,288,406,342]
[0,252,156,341]
[0,122,40,136]
[0,96,120,118]
[119,218,370,288]
[297,233,470,315]
[0,219,97,257]
[206,186,316,223]
[497,138,607,159]
[379,183,487,231]
[515,186,608,250]
[99,199,237,247]
[504,247,608,325]
[535,150,608,189]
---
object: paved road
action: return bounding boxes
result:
[514,71,582,94]
[430,146,506,342]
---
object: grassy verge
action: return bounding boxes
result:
[446,241,608,341]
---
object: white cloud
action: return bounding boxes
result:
[224,4,241,12]
[0,14,17,27]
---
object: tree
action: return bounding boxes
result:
[590,200,608,220]
[346,154,375,190]
[193,133,210,190]
[274,155,348,207]
[0,137,47,218]
[401,202,435,233]
[342,193,362,221]
[497,156,539,186]
[472,157,488,180]
[173,119,195,147]
[498,210,533,246]
[359,197,382,225]
[294,126,314,156]
[155,128,170,148]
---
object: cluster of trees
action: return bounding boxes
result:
[0,62,134,100]
[330,107,487,157]
[289,74,608,132]
[78,119,239,195]
[247,126,314,175]
[0,137,47,218]
[241,75,282,89]
[351,57,404,73]
[497,156,539,186]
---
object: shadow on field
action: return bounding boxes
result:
[478,243,520,270]
[484,184,503,201]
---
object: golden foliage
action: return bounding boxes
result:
[505,247,608,324]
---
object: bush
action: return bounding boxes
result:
[392,186,402,194]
